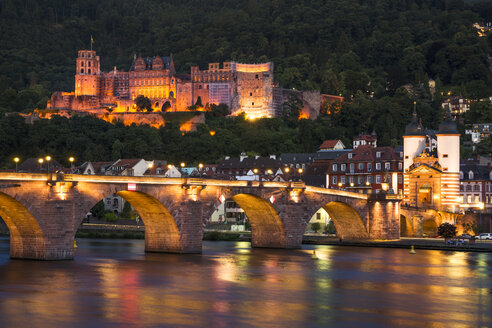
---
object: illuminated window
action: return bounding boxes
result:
[332,164,337,172]
[385,162,390,170]
[376,163,381,170]
[376,175,382,183]
[341,164,346,171]
[358,163,364,170]
[332,176,337,184]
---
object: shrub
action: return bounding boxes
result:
[311,222,321,233]
[103,212,119,222]
[437,223,457,239]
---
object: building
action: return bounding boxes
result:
[353,133,377,149]
[325,145,403,193]
[319,140,345,151]
[403,108,460,212]
[216,154,286,180]
[466,123,491,144]
[441,96,470,118]
[47,49,341,120]
[459,163,492,211]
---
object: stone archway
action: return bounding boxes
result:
[400,215,414,237]
[422,219,438,237]
[321,201,369,239]
[0,192,46,259]
[116,191,181,252]
[418,184,433,207]
[231,193,285,248]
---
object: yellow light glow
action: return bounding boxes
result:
[167,164,172,169]
[338,182,342,187]
[253,168,258,174]
[209,130,216,136]
[267,169,273,174]
[180,162,185,168]
[284,167,290,173]
[298,168,303,174]
[13,157,20,163]
[45,156,51,161]
[198,163,204,169]
[69,157,75,163]
[38,158,44,164]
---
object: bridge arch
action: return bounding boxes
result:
[78,189,183,253]
[400,214,414,237]
[0,192,45,259]
[321,201,369,240]
[230,193,286,248]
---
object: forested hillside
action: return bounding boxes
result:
[0,0,491,167]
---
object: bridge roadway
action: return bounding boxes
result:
[0,172,401,260]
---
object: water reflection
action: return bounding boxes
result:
[0,237,491,327]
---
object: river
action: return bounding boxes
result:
[0,237,491,327]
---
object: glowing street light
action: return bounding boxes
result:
[198,163,204,169]
[45,156,52,173]
[38,158,44,171]
[284,167,290,173]
[13,157,20,172]
[180,162,185,168]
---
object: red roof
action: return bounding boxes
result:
[320,140,341,149]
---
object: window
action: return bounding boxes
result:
[405,155,409,159]
[398,175,403,184]
[255,74,259,79]
[341,164,346,171]
[398,162,403,170]
[367,163,372,172]
[252,102,254,106]
[349,176,355,184]
[88,61,91,67]
[474,195,479,203]
[358,163,364,170]
[469,171,474,179]
[376,175,382,183]
[80,69,84,74]
[443,154,448,158]
[358,176,364,184]
[332,164,337,172]
[376,152,381,158]
[350,163,355,172]
[250,92,253,96]
[474,185,480,191]
[316,213,321,220]
[348,153,353,159]
[367,176,373,184]
[376,163,381,170]
[341,176,346,184]
[332,176,337,185]
[88,69,91,74]
[385,162,390,170]
[466,185,472,191]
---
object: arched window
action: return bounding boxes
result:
[469,170,474,180]
[459,185,464,191]
[88,69,91,74]
[169,91,174,98]
[88,61,91,67]
[466,185,472,191]
[474,185,480,191]
[80,69,84,74]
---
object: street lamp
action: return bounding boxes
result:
[13,157,20,172]
[253,168,259,181]
[180,162,185,168]
[198,163,204,178]
[45,156,52,173]
[298,168,303,181]
[284,167,290,173]
[38,158,44,171]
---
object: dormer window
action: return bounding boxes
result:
[348,153,353,159]
[469,170,474,180]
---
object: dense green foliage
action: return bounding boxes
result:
[0,0,491,114]
[0,0,491,166]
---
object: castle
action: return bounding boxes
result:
[47,50,342,119]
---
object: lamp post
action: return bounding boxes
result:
[45,156,52,173]
[298,168,303,181]
[198,163,204,178]
[69,157,75,171]
[13,157,20,172]
[253,168,259,181]
[38,158,44,172]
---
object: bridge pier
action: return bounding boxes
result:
[366,196,400,240]
[146,200,203,253]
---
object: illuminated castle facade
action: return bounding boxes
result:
[48,50,277,118]
[403,106,461,212]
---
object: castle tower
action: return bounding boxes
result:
[436,107,460,210]
[75,50,101,97]
[403,103,426,173]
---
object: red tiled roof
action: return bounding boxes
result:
[319,140,341,149]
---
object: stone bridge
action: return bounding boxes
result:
[0,173,401,260]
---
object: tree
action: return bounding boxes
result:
[311,222,321,233]
[135,95,151,112]
[437,223,457,239]
[281,93,302,124]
